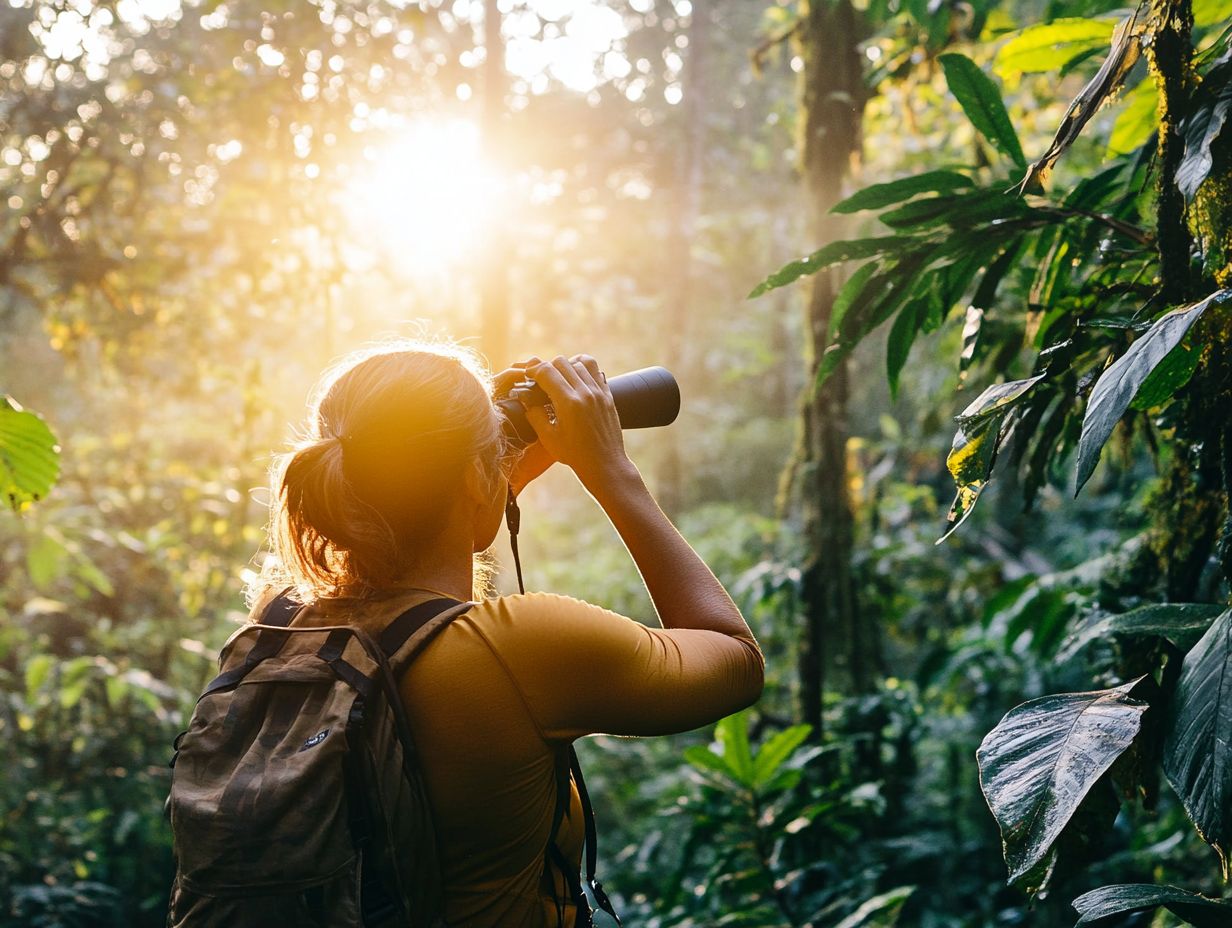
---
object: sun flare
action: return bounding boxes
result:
[344,120,502,274]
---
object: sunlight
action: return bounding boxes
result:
[342,119,503,275]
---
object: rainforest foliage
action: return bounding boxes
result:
[3,0,1232,926]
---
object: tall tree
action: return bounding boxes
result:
[791,0,874,733]
[658,0,709,515]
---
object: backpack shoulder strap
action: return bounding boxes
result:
[381,597,474,678]
[258,588,301,627]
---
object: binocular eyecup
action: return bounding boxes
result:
[497,366,681,446]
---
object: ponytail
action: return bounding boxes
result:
[253,339,508,604]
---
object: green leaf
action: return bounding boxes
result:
[1107,80,1158,157]
[1164,609,1232,877]
[716,711,755,787]
[25,654,53,701]
[752,724,812,787]
[938,53,1026,168]
[831,263,881,337]
[887,300,924,399]
[26,530,68,590]
[1059,603,1225,661]
[0,397,61,514]
[1072,883,1232,927]
[994,18,1118,78]
[977,678,1149,887]
[1017,14,1146,190]
[1076,290,1230,493]
[747,237,912,298]
[683,744,736,782]
[832,170,973,214]
[834,886,915,928]
[940,375,1044,542]
[1129,339,1200,410]
[1194,0,1232,29]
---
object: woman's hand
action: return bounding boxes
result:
[494,359,554,496]
[518,355,634,493]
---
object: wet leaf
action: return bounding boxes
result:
[1072,883,1232,927]
[832,170,973,214]
[0,396,61,514]
[1177,48,1232,201]
[939,375,1044,542]
[977,678,1149,885]
[1129,340,1200,410]
[1164,609,1232,876]
[1018,13,1145,191]
[747,237,912,298]
[994,17,1118,78]
[939,54,1026,168]
[1059,603,1225,661]
[1076,290,1230,493]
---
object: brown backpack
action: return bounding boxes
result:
[166,592,472,928]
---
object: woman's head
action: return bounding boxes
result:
[265,339,509,601]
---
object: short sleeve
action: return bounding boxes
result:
[475,592,764,741]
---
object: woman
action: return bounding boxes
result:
[253,340,764,926]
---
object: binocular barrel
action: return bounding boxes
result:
[497,366,681,446]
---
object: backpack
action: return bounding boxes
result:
[166,592,472,928]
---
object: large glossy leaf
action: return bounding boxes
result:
[1076,290,1230,492]
[994,17,1118,78]
[747,237,912,298]
[939,375,1043,542]
[0,396,61,514]
[1164,609,1232,876]
[1129,339,1200,410]
[1177,47,1232,201]
[977,678,1149,886]
[938,54,1026,168]
[1072,883,1232,927]
[832,170,973,214]
[1059,603,1226,661]
[1018,13,1145,190]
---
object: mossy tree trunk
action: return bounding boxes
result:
[791,0,874,738]
[1132,0,1232,601]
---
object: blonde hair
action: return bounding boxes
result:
[255,339,508,604]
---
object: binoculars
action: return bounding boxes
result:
[497,366,681,446]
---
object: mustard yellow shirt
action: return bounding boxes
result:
[290,589,765,927]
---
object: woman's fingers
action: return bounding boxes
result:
[549,355,586,392]
[524,359,574,406]
[569,354,607,395]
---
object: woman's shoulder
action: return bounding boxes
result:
[480,590,631,622]
[467,591,647,654]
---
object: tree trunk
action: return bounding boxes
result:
[480,0,509,368]
[792,0,872,737]
[658,0,708,517]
